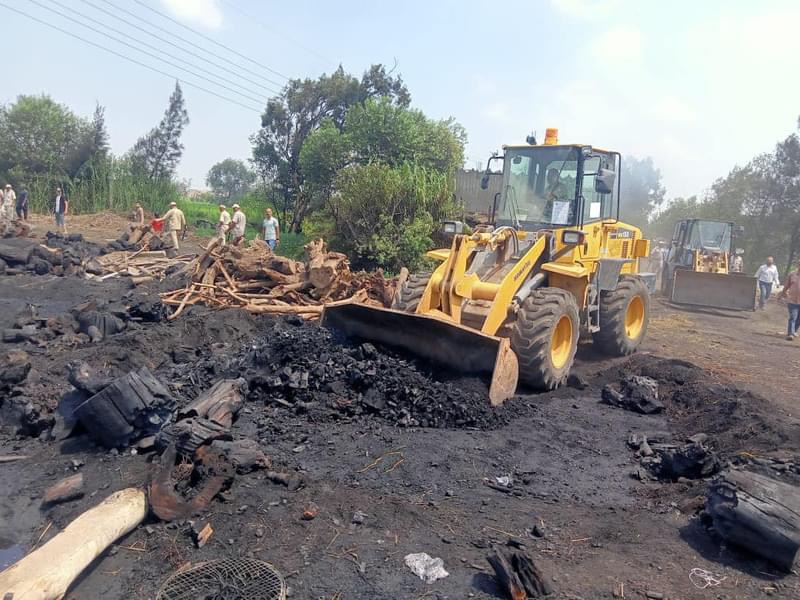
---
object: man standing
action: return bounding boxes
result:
[261,207,280,250]
[755,256,780,309]
[157,201,186,250]
[16,185,29,220]
[228,203,246,246]
[216,204,231,246]
[133,202,145,226]
[730,250,744,273]
[779,260,800,341]
[52,187,68,233]
[3,184,16,220]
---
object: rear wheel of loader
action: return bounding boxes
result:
[391,272,431,313]
[593,275,650,356]
[511,288,580,390]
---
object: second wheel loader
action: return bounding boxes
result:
[321,129,652,405]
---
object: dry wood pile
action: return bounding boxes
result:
[84,249,194,285]
[0,215,33,238]
[160,238,397,321]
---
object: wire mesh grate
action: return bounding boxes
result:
[156,558,286,600]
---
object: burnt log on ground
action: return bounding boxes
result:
[72,367,176,448]
[178,378,246,429]
[156,417,231,457]
[487,547,553,599]
[0,241,34,265]
[706,469,800,571]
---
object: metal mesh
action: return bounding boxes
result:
[156,558,286,600]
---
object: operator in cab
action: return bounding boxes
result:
[544,168,572,225]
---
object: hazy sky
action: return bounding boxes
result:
[3,0,800,200]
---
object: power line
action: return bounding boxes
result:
[29,0,267,106]
[95,0,286,91]
[78,0,281,96]
[218,0,337,69]
[132,0,290,82]
[0,1,262,113]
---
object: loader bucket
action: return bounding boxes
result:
[670,269,757,311]
[320,301,519,406]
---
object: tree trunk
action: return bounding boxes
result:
[706,469,800,571]
[0,488,147,600]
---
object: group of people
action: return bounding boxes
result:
[0,183,29,221]
[215,203,280,249]
[755,256,800,341]
[128,201,281,253]
[0,183,69,233]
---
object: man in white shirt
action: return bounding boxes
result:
[156,201,187,250]
[2,184,16,220]
[730,251,744,273]
[216,204,231,246]
[261,207,280,250]
[228,203,246,246]
[755,256,780,309]
[52,187,69,233]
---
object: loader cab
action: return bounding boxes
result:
[493,143,620,234]
[667,219,733,267]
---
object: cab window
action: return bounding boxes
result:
[581,154,616,223]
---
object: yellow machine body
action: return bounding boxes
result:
[322,138,652,404]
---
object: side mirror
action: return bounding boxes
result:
[594,168,616,195]
[480,174,490,190]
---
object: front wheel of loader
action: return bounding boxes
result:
[593,275,650,356]
[391,272,431,313]
[511,288,580,391]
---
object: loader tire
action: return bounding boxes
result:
[511,288,580,391]
[391,272,431,313]
[593,275,650,356]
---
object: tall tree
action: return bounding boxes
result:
[620,156,666,229]
[129,82,189,180]
[299,98,466,270]
[206,158,256,200]
[251,64,409,232]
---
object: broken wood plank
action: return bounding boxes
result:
[0,488,147,600]
[167,284,197,321]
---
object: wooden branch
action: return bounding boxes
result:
[167,285,197,321]
[0,488,147,600]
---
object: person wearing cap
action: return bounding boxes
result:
[156,201,187,250]
[228,203,246,246]
[52,186,68,233]
[261,207,280,250]
[2,184,16,220]
[216,203,231,246]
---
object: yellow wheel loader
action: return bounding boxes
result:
[661,219,757,311]
[321,129,652,405]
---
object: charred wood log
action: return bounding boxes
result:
[706,469,800,571]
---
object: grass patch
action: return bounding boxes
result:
[178,198,309,259]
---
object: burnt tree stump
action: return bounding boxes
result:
[706,469,800,571]
[73,367,176,448]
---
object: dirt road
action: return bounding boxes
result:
[0,224,798,599]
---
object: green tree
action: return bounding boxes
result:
[128,82,189,180]
[300,98,466,270]
[621,156,666,229]
[0,95,94,182]
[250,64,409,232]
[206,158,256,200]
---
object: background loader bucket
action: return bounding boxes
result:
[320,301,518,406]
[670,269,757,311]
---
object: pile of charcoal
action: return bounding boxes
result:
[0,233,104,277]
[171,316,515,430]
